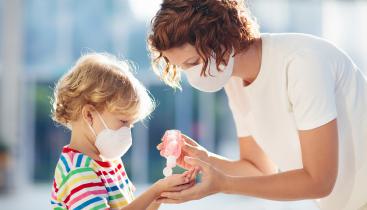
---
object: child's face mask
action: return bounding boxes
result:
[183,53,234,92]
[86,111,132,161]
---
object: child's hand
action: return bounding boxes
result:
[153,167,199,197]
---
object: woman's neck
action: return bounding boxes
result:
[69,124,103,161]
[232,38,262,86]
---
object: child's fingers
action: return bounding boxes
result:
[182,168,195,182]
[170,181,195,192]
[166,174,190,186]
[189,167,199,181]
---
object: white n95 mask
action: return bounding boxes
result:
[86,112,132,161]
[183,54,234,92]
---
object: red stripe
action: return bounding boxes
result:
[95,164,125,176]
[95,159,113,168]
[64,182,105,204]
[62,145,81,154]
[62,145,114,167]
[53,180,59,193]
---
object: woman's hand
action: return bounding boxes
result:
[152,167,199,197]
[156,156,227,204]
[157,133,210,169]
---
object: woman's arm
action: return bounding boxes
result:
[207,135,278,176]
[223,119,338,200]
[169,134,278,177]
[158,120,338,203]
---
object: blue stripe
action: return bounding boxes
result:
[74,196,104,210]
[106,182,125,192]
[50,200,62,206]
[76,154,83,167]
[60,155,70,173]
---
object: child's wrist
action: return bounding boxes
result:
[151,180,164,197]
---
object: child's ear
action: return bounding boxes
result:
[81,104,95,126]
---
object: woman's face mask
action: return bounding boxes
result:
[183,54,234,92]
[86,111,132,161]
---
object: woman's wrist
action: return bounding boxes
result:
[220,174,234,194]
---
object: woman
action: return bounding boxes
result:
[148,0,367,210]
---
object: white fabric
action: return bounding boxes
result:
[224,33,367,210]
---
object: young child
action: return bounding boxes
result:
[50,53,197,210]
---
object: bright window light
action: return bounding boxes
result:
[129,0,162,21]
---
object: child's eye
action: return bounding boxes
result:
[120,120,129,125]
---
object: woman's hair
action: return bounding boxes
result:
[51,53,155,128]
[148,0,259,89]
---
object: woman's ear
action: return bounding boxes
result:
[81,104,95,126]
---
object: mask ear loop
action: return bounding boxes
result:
[84,110,108,136]
[85,118,97,137]
[95,111,109,130]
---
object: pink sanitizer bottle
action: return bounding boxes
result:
[161,130,183,177]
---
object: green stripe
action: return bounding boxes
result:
[85,157,92,167]
[59,167,95,189]
[57,164,65,179]
[90,203,108,210]
[108,193,123,201]
[53,206,66,210]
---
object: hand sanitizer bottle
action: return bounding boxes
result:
[161,130,183,177]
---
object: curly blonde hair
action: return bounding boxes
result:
[51,53,155,128]
[148,0,259,89]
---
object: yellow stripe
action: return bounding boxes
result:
[57,174,100,200]
[55,170,63,185]
[109,199,129,208]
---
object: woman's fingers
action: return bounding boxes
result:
[182,142,197,155]
[184,156,210,173]
[156,197,184,204]
[176,158,192,170]
[181,134,199,146]
[161,183,202,201]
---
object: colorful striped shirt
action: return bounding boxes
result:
[51,146,135,210]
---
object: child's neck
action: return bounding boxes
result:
[69,129,104,162]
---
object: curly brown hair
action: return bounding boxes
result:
[148,0,259,88]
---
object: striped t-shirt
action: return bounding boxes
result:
[51,146,135,210]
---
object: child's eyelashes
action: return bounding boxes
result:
[120,120,129,125]
[120,120,135,128]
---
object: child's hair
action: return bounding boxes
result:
[51,53,155,128]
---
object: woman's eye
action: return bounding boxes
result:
[120,120,129,125]
[188,59,200,66]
